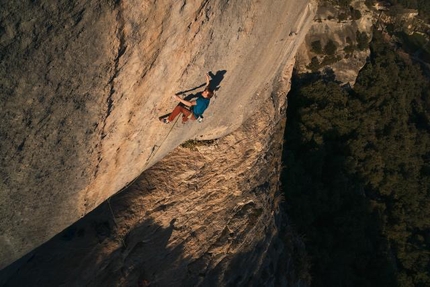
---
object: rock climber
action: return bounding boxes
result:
[161,73,214,124]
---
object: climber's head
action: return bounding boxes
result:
[203,87,214,98]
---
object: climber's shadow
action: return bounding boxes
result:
[208,70,227,93]
[176,70,227,101]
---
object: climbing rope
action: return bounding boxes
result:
[145,115,179,164]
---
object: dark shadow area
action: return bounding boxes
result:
[175,70,227,97]
[0,189,185,287]
[208,70,227,92]
[280,30,430,286]
[280,70,396,287]
[158,113,170,120]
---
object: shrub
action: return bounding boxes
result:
[321,55,341,66]
[307,56,321,72]
[351,8,362,20]
[356,31,370,50]
[338,12,348,21]
[344,44,355,54]
[311,40,323,54]
[324,39,338,55]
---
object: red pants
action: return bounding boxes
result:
[168,105,196,123]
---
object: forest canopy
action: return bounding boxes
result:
[282,29,430,286]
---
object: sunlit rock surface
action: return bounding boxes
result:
[0,0,315,269]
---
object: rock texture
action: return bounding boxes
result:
[0,62,304,286]
[0,0,316,269]
[295,0,374,85]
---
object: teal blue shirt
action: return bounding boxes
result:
[193,96,210,117]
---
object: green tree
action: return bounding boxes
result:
[324,40,337,55]
[307,56,321,72]
[351,7,362,20]
[283,29,430,286]
[311,40,323,54]
[356,31,369,50]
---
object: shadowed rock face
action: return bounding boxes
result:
[0,0,315,268]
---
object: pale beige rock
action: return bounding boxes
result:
[0,0,316,269]
[295,0,374,85]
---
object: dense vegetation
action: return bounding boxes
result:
[282,30,430,286]
[326,0,430,20]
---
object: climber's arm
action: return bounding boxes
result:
[205,72,210,88]
[172,95,196,107]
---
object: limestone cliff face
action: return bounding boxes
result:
[0,61,302,286]
[0,0,316,269]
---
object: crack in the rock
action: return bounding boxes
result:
[140,52,159,79]
[194,0,210,21]
[93,1,127,179]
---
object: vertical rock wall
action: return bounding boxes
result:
[0,0,316,268]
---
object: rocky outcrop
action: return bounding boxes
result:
[295,0,374,85]
[0,0,316,269]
